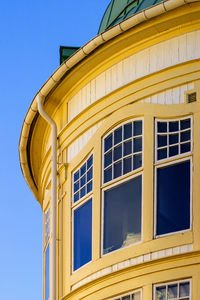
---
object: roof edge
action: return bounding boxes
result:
[19,0,200,202]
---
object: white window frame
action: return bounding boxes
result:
[153,278,192,300]
[154,154,193,239]
[101,171,143,257]
[155,116,193,163]
[108,288,142,300]
[102,118,144,186]
[72,195,93,272]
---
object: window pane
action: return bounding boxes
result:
[169,121,179,132]
[114,160,122,178]
[124,140,132,156]
[114,127,122,144]
[134,120,142,136]
[168,284,178,298]
[104,167,112,183]
[87,155,93,169]
[74,199,92,270]
[156,160,190,236]
[80,175,86,187]
[45,244,49,300]
[156,286,166,300]
[74,192,79,202]
[157,148,167,160]
[179,282,190,297]
[181,142,191,154]
[169,145,178,157]
[103,176,142,254]
[133,137,142,152]
[87,181,92,193]
[80,186,86,198]
[74,171,79,182]
[80,163,86,176]
[181,130,190,142]
[169,133,178,145]
[122,296,130,300]
[74,181,79,193]
[124,122,132,139]
[105,150,112,168]
[133,154,142,170]
[87,168,93,182]
[181,118,191,130]
[105,133,113,152]
[157,122,167,133]
[114,144,122,161]
[158,135,167,147]
[123,157,132,174]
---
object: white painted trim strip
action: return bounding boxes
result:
[71,244,193,291]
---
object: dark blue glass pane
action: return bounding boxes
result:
[157,135,167,147]
[104,167,112,183]
[124,140,132,156]
[80,186,86,198]
[133,120,142,136]
[181,130,190,142]
[87,155,93,169]
[180,282,190,297]
[80,163,86,176]
[103,176,142,254]
[80,175,86,187]
[74,192,79,203]
[133,137,142,152]
[104,150,112,168]
[169,121,179,132]
[122,296,130,300]
[124,123,132,139]
[114,144,122,161]
[74,199,92,270]
[169,146,178,157]
[133,154,142,170]
[168,284,178,298]
[157,122,167,133]
[104,133,113,152]
[74,171,79,182]
[181,142,191,153]
[45,244,49,300]
[181,118,191,130]
[87,167,93,182]
[156,287,166,300]
[156,160,190,236]
[169,133,178,145]
[114,161,122,178]
[74,181,79,193]
[114,127,122,145]
[87,181,92,193]
[123,157,132,174]
[157,148,167,160]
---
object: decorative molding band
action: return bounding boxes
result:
[72,244,193,291]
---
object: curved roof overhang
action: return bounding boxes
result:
[19,0,200,204]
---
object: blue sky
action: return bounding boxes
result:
[0,1,109,299]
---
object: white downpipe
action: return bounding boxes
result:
[37,94,57,300]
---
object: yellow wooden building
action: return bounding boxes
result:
[19,0,200,299]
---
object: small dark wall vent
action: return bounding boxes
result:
[187,92,197,103]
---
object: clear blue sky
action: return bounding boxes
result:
[0,1,109,299]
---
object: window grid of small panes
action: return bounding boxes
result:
[155,279,191,300]
[109,290,141,300]
[73,154,93,203]
[103,120,143,183]
[45,208,50,244]
[155,117,192,162]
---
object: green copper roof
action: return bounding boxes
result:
[98,0,164,33]
[60,46,80,65]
